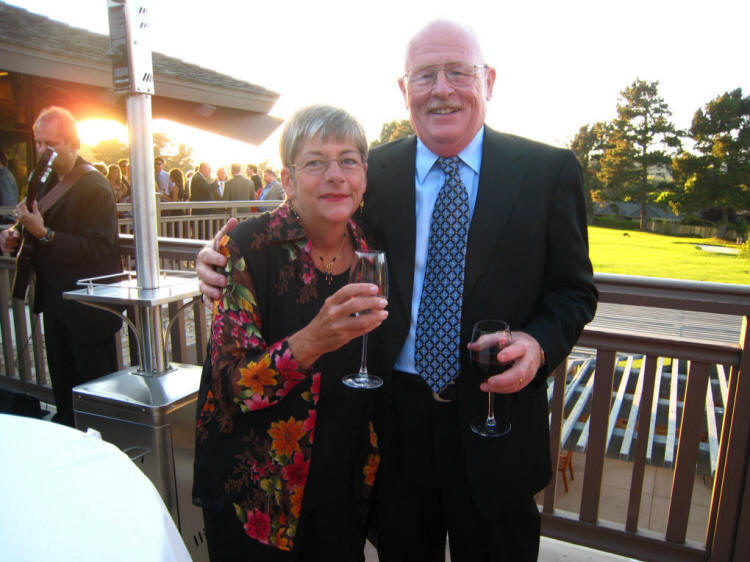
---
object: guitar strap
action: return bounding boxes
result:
[37,163,96,215]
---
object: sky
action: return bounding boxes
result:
[6,0,750,170]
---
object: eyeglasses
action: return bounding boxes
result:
[292,156,366,176]
[404,62,488,91]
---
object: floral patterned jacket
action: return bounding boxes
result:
[193,203,380,552]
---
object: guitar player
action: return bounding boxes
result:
[0,106,122,426]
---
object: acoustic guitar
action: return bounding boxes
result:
[11,148,57,300]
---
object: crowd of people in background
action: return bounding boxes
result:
[82,156,287,209]
[0,151,286,215]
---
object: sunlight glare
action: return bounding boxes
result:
[77,119,128,146]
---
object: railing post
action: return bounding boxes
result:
[0,267,16,377]
[580,348,616,523]
[625,354,658,532]
[666,361,710,543]
[710,316,750,561]
[544,361,568,513]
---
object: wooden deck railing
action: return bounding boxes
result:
[540,274,750,562]
[0,215,748,561]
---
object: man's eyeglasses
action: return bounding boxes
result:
[404,62,488,91]
[292,156,366,176]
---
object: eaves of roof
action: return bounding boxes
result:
[0,2,280,113]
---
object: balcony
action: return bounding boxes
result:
[1,205,748,561]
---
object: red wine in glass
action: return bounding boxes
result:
[470,348,510,381]
[469,320,512,437]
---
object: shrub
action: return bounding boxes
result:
[592,215,636,229]
[681,215,714,227]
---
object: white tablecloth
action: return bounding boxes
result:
[0,413,192,562]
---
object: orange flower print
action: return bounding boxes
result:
[204,389,216,413]
[363,453,380,486]
[289,486,304,519]
[268,418,306,458]
[274,527,290,551]
[239,355,277,393]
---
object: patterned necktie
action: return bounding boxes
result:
[415,156,470,393]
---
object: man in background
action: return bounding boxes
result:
[154,156,170,196]
[211,167,228,199]
[246,163,262,195]
[0,150,19,223]
[224,163,253,201]
[258,168,284,201]
[118,158,131,191]
[190,162,216,201]
[0,106,122,427]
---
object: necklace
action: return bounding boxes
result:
[315,232,348,286]
[291,202,350,285]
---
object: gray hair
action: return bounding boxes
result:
[280,105,368,170]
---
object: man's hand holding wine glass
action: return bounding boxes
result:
[477,330,544,394]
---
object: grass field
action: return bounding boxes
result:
[588,226,750,285]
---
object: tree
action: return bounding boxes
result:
[597,79,681,228]
[153,132,195,172]
[672,88,750,238]
[570,122,609,222]
[370,119,414,148]
[89,139,129,166]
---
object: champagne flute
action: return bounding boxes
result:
[342,250,388,389]
[469,319,512,437]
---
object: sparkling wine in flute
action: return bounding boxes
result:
[342,250,387,390]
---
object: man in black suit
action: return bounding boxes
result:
[0,106,122,427]
[196,19,596,561]
[223,163,253,201]
[364,20,597,561]
[190,162,216,201]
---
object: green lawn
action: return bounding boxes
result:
[587,226,750,285]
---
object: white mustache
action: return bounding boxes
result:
[427,102,462,113]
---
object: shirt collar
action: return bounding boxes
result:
[415,126,485,182]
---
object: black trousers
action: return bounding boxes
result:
[43,309,118,427]
[376,372,540,562]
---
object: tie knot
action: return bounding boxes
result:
[437,156,461,175]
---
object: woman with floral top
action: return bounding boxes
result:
[193,105,388,561]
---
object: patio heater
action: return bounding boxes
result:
[66,2,207,560]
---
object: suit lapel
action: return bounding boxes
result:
[378,138,417,318]
[464,128,525,296]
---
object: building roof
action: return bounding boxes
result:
[0,2,282,144]
[594,201,680,220]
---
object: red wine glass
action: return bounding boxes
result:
[468,319,512,437]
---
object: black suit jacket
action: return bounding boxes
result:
[190,173,216,201]
[223,175,253,201]
[31,158,123,342]
[364,126,597,515]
